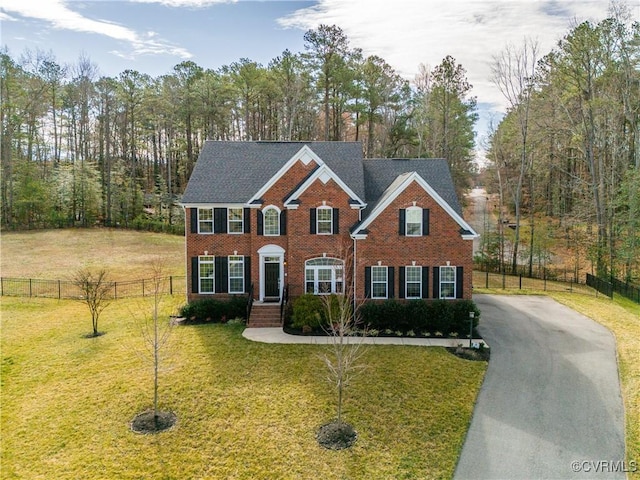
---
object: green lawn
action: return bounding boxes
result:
[1,296,486,480]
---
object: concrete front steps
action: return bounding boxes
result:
[247,303,282,327]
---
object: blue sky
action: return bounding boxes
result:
[2,0,637,156]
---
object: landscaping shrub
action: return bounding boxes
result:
[450,300,480,333]
[360,299,480,336]
[291,294,324,329]
[179,296,248,323]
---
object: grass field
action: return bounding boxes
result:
[1,228,185,279]
[1,229,487,479]
[0,296,486,479]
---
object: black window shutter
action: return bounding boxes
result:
[215,257,228,293]
[399,209,406,235]
[333,208,339,234]
[399,266,406,299]
[422,266,429,299]
[257,210,264,236]
[310,208,317,234]
[190,208,198,233]
[244,256,252,293]
[191,257,199,294]
[243,208,250,233]
[280,210,287,235]
[456,266,464,299]
[433,266,440,299]
[388,267,395,298]
[214,208,227,234]
[364,267,371,298]
[423,209,430,236]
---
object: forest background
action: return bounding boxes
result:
[1,11,639,285]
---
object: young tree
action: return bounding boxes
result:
[316,245,366,450]
[131,258,177,433]
[72,267,112,337]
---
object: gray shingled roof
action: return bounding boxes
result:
[362,158,462,216]
[182,142,461,221]
[181,141,365,204]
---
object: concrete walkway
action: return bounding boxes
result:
[454,295,626,480]
[242,327,487,347]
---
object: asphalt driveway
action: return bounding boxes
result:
[454,295,626,480]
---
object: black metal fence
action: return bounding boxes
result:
[609,277,640,304]
[0,276,186,300]
[473,270,599,297]
[585,274,614,299]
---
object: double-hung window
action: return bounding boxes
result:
[228,256,244,294]
[198,208,213,233]
[316,207,333,234]
[405,266,422,299]
[405,207,422,236]
[228,208,244,233]
[198,255,215,293]
[439,266,456,299]
[371,266,388,299]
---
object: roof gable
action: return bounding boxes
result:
[353,171,478,238]
[181,141,365,205]
[283,163,365,209]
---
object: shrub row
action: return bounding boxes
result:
[360,299,480,335]
[179,296,247,323]
[289,294,343,330]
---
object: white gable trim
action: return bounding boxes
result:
[283,163,366,209]
[351,171,478,238]
[247,145,325,204]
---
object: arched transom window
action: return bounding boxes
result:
[305,257,344,295]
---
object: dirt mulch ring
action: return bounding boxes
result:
[130,410,177,434]
[316,421,357,450]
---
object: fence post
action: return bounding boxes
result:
[519,274,522,290]
[170,276,173,295]
[544,269,547,291]
[1,277,3,296]
[58,280,61,299]
[502,272,506,289]
[142,279,145,297]
[29,278,32,297]
[114,282,117,300]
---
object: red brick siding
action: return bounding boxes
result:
[186,167,473,303]
[355,180,473,300]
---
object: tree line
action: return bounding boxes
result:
[1,24,477,231]
[483,9,639,284]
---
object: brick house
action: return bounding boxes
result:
[181,141,477,326]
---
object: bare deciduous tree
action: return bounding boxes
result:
[72,267,111,337]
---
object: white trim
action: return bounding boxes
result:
[351,172,478,239]
[405,205,422,236]
[227,207,244,235]
[180,202,245,208]
[262,205,281,236]
[257,244,285,302]
[283,163,365,208]
[248,145,325,205]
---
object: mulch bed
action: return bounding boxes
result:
[316,421,357,450]
[445,346,490,361]
[130,410,177,434]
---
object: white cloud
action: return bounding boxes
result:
[0,0,192,59]
[130,0,235,5]
[278,0,619,112]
